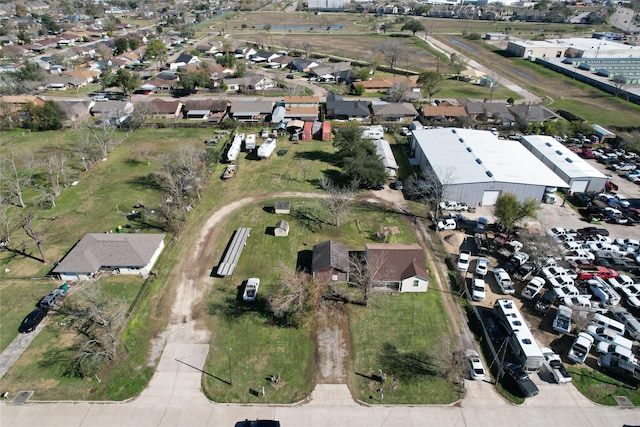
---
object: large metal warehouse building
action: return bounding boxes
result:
[411,128,567,206]
[519,135,608,193]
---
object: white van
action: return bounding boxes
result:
[605,344,638,364]
[596,334,633,353]
[589,313,626,336]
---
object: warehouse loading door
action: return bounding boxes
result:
[481,191,501,206]
[570,180,588,193]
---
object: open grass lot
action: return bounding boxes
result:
[0,279,59,352]
[349,291,461,404]
[203,198,420,403]
[1,275,148,400]
[569,367,640,406]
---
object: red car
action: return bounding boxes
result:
[578,266,619,281]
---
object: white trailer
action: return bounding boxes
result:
[227,134,243,162]
[257,137,277,159]
[245,134,256,151]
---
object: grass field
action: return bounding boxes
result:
[349,291,461,404]
[569,367,640,406]
[202,198,421,403]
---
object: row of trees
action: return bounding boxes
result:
[332,126,388,188]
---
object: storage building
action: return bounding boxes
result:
[519,135,608,193]
[411,128,567,206]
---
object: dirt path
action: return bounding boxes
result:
[315,300,350,383]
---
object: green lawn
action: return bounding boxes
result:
[437,78,520,102]
[1,275,148,400]
[569,367,640,406]
[202,198,420,403]
[349,291,461,404]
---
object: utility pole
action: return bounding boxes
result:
[228,347,233,385]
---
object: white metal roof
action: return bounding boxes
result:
[519,135,607,180]
[373,139,398,171]
[412,128,567,188]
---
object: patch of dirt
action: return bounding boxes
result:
[315,300,350,384]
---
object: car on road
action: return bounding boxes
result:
[466,349,487,381]
[457,250,471,272]
[502,362,539,397]
[235,420,281,427]
[568,332,595,364]
[475,257,489,276]
[18,307,48,333]
[471,277,486,302]
[493,268,515,295]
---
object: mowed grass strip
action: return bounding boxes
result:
[1,275,148,400]
[349,290,460,404]
[203,198,421,402]
[568,367,640,406]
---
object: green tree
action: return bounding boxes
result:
[343,150,387,188]
[494,193,538,232]
[352,83,365,96]
[218,53,236,68]
[12,61,45,82]
[23,101,67,131]
[145,39,168,70]
[178,70,208,92]
[401,19,426,36]
[114,38,129,55]
[36,14,61,34]
[128,38,140,51]
[113,69,140,97]
[333,126,368,159]
[417,70,442,102]
[235,61,246,78]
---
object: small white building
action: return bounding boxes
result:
[373,139,399,177]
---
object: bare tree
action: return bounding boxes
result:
[0,199,13,246]
[349,251,388,307]
[41,152,69,197]
[96,43,114,60]
[404,167,454,219]
[59,286,127,377]
[267,263,324,326]
[20,208,48,264]
[297,158,312,183]
[82,119,129,158]
[377,40,403,75]
[302,41,313,59]
[319,178,358,227]
[387,81,409,102]
[0,154,33,208]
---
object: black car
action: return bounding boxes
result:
[502,362,539,398]
[576,226,610,237]
[18,307,48,333]
[235,420,280,427]
[534,289,556,314]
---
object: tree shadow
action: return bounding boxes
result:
[207,294,270,323]
[296,249,313,273]
[126,173,165,191]
[125,158,146,166]
[294,150,338,165]
[376,342,440,380]
[3,247,44,264]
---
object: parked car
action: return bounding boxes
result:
[493,268,515,295]
[535,289,557,314]
[466,349,487,381]
[18,307,48,333]
[38,288,65,309]
[568,332,595,364]
[577,227,610,237]
[457,250,471,272]
[552,305,573,334]
[502,362,539,397]
[608,306,640,341]
[521,277,546,301]
[471,277,486,302]
[541,347,572,384]
[475,257,489,276]
[439,201,468,211]
[437,218,457,231]
[242,278,260,302]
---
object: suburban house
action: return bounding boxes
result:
[325,93,371,122]
[370,102,418,122]
[365,243,430,292]
[250,50,281,63]
[51,233,166,281]
[508,105,559,123]
[45,75,88,90]
[463,101,514,125]
[66,69,101,85]
[312,240,350,282]
[307,61,352,82]
[145,98,184,119]
[229,99,274,122]
[289,58,320,72]
[195,42,222,55]
[282,96,320,122]
[420,102,468,121]
[90,100,134,123]
[0,95,46,113]
[55,100,92,125]
[234,46,257,59]
[270,55,294,69]
[143,76,178,92]
[183,98,229,121]
[224,75,275,92]
[356,76,420,94]
[170,52,200,70]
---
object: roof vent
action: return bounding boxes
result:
[555,150,563,155]
[486,171,493,178]
[476,158,482,164]
[545,142,552,147]
[566,158,573,163]
[451,129,457,134]
[459,138,464,143]
[466,147,472,152]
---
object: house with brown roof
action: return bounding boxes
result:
[55,99,92,125]
[420,102,468,121]
[282,96,320,121]
[356,76,420,94]
[365,243,429,292]
[144,98,184,119]
[312,240,350,282]
[51,233,166,281]
[0,95,45,112]
[183,98,229,121]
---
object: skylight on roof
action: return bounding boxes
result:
[566,158,573,163]
[556,150,563,155]
[459,138,464,143]
[476,158,482,164]
[545,142,552,147]
[486,171,493,178]
[466,147,472,152]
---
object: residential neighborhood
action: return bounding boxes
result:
[1,0,640,426]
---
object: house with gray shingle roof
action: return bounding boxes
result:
[312,240,350,282]
[52,233,166,281]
